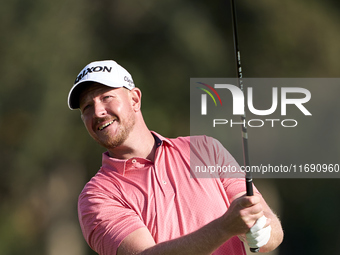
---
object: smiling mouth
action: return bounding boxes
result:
[98,120,114,131]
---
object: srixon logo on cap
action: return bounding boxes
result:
[74,66,112,84]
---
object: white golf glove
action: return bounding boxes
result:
[240,215,272,249]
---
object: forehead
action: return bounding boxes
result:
[79,83,123,105]
[80,83,113,97]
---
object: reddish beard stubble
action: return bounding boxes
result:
[93,111,136,150]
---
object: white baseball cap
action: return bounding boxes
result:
[68,60,135,109]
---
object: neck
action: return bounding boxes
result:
[107,129,156,161]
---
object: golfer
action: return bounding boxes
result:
[68,60,283,255]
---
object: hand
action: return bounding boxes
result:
[220,195,265,238]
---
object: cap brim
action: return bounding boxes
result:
[68,81,96,110]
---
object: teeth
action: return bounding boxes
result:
[98,120,114,131]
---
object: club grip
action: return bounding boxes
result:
[246,177,253,196]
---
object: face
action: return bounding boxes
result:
[79,83,138,150]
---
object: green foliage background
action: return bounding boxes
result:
[0,0,339,254]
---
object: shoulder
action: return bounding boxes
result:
[161,135,227,159]
[78,167,121,206]
[152,131,221,150]
[169,134,220,148]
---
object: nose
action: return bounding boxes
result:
[93,101,107,117]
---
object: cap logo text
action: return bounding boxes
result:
[124,76,134,87]
[74,66,112,84]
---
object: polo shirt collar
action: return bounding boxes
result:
[101,131,173,175]
[150,131,174,147]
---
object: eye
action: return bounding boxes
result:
[81,103,91,113]
[102,95,113,102]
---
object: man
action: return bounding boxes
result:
[68,60,283,255]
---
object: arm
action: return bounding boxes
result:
[118,195,266,255]
[211,137,283,252]
[118,218,231,255]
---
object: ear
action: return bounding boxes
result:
[130,88,142,112]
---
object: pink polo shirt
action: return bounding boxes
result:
[78,132,257,255]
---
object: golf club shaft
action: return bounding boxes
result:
[230,0,258,252]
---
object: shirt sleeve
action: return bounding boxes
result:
[208,136,261,200]
[78,179,146,255]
